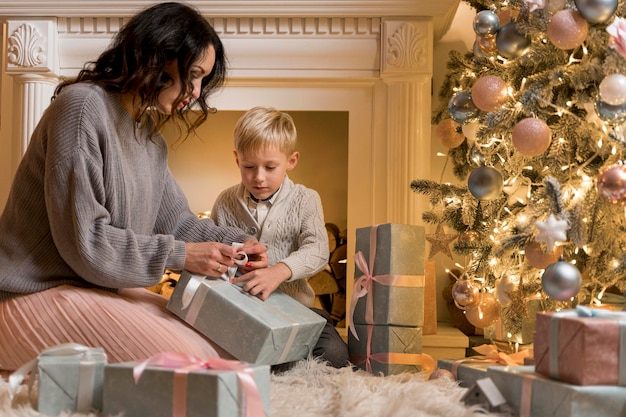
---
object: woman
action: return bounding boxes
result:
[0,2,267,370]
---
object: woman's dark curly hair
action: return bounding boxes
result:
[54,2,226,138]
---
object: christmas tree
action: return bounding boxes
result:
[412,0,626,340]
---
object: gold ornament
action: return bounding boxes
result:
[426,223,457,260]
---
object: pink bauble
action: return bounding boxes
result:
[599,74,626,106]
[597,163,626,204]
[436,118,465,149]
[511,118,552,157]
[471,75,509,112]
[547,9,589,50]
[464,293,501,328]
[429,368,456,381]
[451,279,480,307]
[525,241,563,269]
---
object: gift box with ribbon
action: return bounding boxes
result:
[437,344,530,388]
[535,306,626,386]
[348,323,434,375]
[351,223,425,327]
[102,353,269,417]
[9,343,107,416]
[487,365,626,417]
[167,271,326,365]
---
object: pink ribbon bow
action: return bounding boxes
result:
[133,352,265,417]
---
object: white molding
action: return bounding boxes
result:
[0,1,459,19]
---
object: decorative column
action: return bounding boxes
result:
[381,18,433,226]
[5,19,59,157]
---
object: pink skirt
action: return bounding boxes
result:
[0,285,230,371]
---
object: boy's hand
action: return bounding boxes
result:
[231,263,291,301]
[240,239,268,269]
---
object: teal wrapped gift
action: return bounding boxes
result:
[437,358,496,388]
[348,323,434,375]
[487,366,626,417]
[9,343,106,416]
[167,271,326,365]
[102,353,269,417]
[351,223,425,327]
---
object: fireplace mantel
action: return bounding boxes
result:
[1,0,461,304]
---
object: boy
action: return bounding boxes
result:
[211,106,349,368]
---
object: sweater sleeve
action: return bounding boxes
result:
[279,189,329,281]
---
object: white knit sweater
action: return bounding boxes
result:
[211,177,329,307]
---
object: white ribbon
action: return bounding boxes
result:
[223,242,248,281]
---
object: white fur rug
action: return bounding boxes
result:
[0,359,506,417]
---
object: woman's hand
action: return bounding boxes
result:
[184,242,239,277]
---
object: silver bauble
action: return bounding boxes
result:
[595,99,626,124]
[541,261,582,301]
[496,21,531,58]
[574,0,618,24]
[448,91,480,124]
[468,166,503,201]
[473,10,500,37]
[468,144,486,166]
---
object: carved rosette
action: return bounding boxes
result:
[382,20,432,75]
[8,23,45,68]
[5,19,57,73]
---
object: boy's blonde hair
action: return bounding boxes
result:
[233,106,297,155]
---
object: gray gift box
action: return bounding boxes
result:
[352,223,425,327]
[487,366,626,417]
[167,271,326,365]
[102,360,270,417]
[437,358,497,388]
[8,344,107,416]
[348,323,424,375]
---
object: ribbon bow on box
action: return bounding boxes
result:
[133,352,265,417]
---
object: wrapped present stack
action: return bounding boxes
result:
[348,223,435,375]
[461,306,626,416]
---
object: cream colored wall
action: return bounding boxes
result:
[162,110,349,231]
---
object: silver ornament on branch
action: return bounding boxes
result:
[468,166,504,201]
[448,91,480,124]
[473,10,500,37]
[468,143,486,166]
[595,99,626,124]
[496,21,531,58]
[541,260,582,301]
[574,0,618,24]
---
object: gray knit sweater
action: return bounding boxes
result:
[0,83,250,300]
[211,178,329,307]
